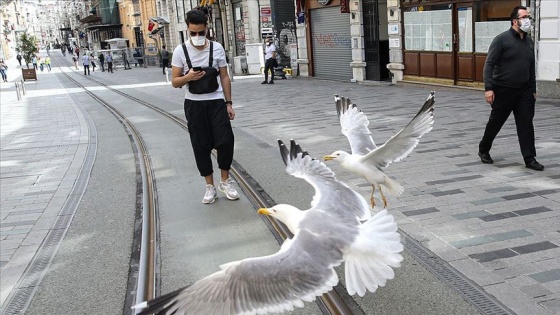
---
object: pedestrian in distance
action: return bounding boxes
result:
[90,53,96,72]
[161,45,169,75]
[72,53,79,70]
[106,52,113,73]
[32,55,38,70]
[39,57,44,72]
[261,36,277,84]
[478,5,543,171]
[171,9,239,204]
[0,59,8,82]
[82,53,91,75]
[75,46,80,58]
[45,56,51,72]
[98,52,105,72]
[16,53,22,66]
[122,50,131,70]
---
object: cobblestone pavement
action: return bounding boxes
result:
[1,50,559,314]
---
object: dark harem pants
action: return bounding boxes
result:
[479,84,536,160]
[184,99,234,177]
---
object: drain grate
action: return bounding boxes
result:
[403,233,515,315]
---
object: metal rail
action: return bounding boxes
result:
[53,58,158,313]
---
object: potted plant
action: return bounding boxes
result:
[18,32,38,80]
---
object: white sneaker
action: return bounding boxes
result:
[218,179,240,200]
[202,184,217,204]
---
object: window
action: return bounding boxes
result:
[474,0,518,53]
[404,4,452,51]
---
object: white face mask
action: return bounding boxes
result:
[190,35,206,47]
[519,18,531,33]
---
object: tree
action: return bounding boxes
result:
[18,32,38,69]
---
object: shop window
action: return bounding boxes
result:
[474,0,518,53]
[404,4,452,52]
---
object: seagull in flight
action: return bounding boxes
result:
[133,140,403,315]
[324,92,435,209]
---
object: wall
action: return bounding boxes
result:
[536,0,560,98]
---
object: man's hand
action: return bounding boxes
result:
[226,105,235,120]
[485,90,495,105]
[186,69,205,81]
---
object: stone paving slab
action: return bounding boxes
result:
[0,52,90,306]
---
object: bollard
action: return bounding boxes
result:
[20,79,26,95]
[165,67,169,83]
[15,82,21,100]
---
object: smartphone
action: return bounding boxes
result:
[192,66,202,71]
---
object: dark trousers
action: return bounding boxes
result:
[100,61,105,71]
[108,62,113,73]
[162,59,169,74]
[83,65,90,75]
[264,58,275,82]
[479,85,536,160]
[184,99,234,177]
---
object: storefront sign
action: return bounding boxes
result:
[340,0,349,13]
[389,24,399,35]
[317,0,331,5]
[389,38,400,48]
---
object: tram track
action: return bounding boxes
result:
[53,55,361,314]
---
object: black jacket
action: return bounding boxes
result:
[484,28,536,93]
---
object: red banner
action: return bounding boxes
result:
[147,20,155,32]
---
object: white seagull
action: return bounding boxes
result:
[324,92,435,209]
[133,140,403,315]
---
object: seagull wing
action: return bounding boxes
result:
[279,139,370,221]
[136,229,342,315]
[335,94,377,156]
[360,91,435,168]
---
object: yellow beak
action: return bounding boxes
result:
[323,155,334,161]
[258,208,270,215]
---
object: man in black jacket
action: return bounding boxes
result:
[478,5,543,171]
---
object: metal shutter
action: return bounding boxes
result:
[311,7,352,80]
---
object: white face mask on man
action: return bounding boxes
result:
[190,35,206,46]
[518,18,531,33]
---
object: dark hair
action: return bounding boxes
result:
[510,5,527,25]
[162,45,166,49]
[185,9,207,26]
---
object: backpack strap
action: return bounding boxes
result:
[208,41,214,67]
[182,41,214,68]
[181,43,193,69]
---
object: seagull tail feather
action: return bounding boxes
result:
[382,176,404,196]
[344,210,403,297]
[132,286,186,315]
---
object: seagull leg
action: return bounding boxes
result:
[370,184,376,209]
[379,186,388,208]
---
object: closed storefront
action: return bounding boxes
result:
[401,0,520,86]
[310,6,352,80]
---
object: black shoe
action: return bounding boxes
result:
[261,81,268,84]
[269,80,274,84]
[525,160,544,171]
[478,151,493,164]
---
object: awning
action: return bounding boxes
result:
[80,15,102,24]
[59,27,72,31]
[85,24,123,31]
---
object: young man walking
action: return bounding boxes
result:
[82,53,91,75]
[171,9,239,204]
[479,5,543,171]
[261,36,277,84]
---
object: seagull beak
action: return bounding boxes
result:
[323,155,334,161]
[258,208,271,215]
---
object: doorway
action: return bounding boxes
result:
[453,4,475,84]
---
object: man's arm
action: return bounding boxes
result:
[483,36,502,105]
[219,66,235,120]
[171,66,204,88]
